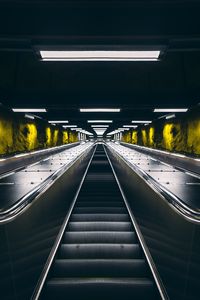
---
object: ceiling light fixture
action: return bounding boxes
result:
[131,120,152,124]
[40,50,161,62]
[154,108,188,113]
[123,125,138,128]
[166,114,176,120]
[13,108,47,112]
[91,125,109,128]
[62,125,77,128]
[80,108,120,112]
[48,120,69,124]
[88,120,113,123]
[25,114,35,120]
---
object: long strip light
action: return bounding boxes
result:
[40,50,160,62]
[154,108,188,112]
[88,120,113,123]
[132,120,152,124]
[62,125,77,128]
[166,114,176,120]
[80,108,120,112]
[123,125,138,128]
[91,125,109,128]
[13,108,47,112]
[48,120,69,124]
[25,114,35,120]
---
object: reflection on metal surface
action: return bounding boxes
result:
[106,148,200,300]
[0,142,94,223]
[107,142,200,223]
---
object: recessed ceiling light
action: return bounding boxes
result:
[48,120,69,124]
[132,120,152,124]
[154,108,188,112]
[80,108,120,112]
[12,108,47,112]
[40,50,161,62]
[87,120,113,123]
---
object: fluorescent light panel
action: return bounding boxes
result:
[88,120,113,123]
[80,108,120,112]
[40,50,160,61]
[166,114,176,120]
[25,114,35,120]
[62,125,77,128]
[13,108,46,112]
[132,120,152,124]
[123,125,138,128]
[154,108,188,112]
[48,120,69,124]
[91,125,109,128]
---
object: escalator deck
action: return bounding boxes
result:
[40,145,161,300]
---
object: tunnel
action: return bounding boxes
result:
[0,1,200,299]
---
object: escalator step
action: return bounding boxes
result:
[73,207,127,214]
[52,259,149,277]
[58,244,141,259]
[44,278,157,300]
[75,201,124,207]
[63,231,137,244]
[76,196,122,202]
[70,213,130,222]
[68,221,133,231]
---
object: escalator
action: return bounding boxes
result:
[33,144,166,300]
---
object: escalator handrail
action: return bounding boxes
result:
[104,145,169,300]
[0,144,94,224]
[107,144,200,224]
[31,145,97,300]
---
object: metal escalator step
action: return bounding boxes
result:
[75,201,124,207]
[67,221,133,231]
[70,213,130,222]
[44,278,157,300]
[63,231,137,244]
[58,244,141,259]
[73,207,127,214]
[52,259,149,277]
[76,196,122,202]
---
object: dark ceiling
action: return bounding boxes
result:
[0,0,200,134]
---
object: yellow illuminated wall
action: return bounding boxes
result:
[15,123,38,152]
[121,108,200,157]
[187,119,200,155]
[132,131,138,144]
[149,127,155,147]
[0,118,13,155]
[45,127,52,147]
[0,109,80,156]
[69,131,78,143]
[121,131,131,143]
[52,129,59,147]
[141,130,148,146]
[63,131,69,144]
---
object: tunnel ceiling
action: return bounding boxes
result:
[0,0,200,132]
